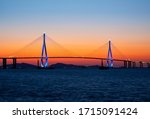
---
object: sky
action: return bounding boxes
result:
[0,0,150,63]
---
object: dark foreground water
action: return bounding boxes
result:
[0,68,150,102]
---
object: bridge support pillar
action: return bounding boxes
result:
[147,63,150,68]
[37,60,40,68]
[12,58,17,69]
[132,62,136,68]
[139,61,143,68]
[3,58,7,69]
[101,59,104,67]
[124,60,127,68]
[128,61,132,68]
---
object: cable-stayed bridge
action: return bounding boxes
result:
[0,33,150,69]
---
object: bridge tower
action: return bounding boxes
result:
[40,33,48,68]
[106,40,113,68]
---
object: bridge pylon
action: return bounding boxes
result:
[40,33,48,68]
[106,40,113,68]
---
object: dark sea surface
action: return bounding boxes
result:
[0,68,150,102]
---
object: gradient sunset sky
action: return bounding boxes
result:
[0,0,150,62]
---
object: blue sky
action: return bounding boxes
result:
[0,0,150,60]
[1,0,150,24]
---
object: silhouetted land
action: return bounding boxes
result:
[0,63,100,69]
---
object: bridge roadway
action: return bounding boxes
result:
[0,56,124,62]
[0,56,149,69]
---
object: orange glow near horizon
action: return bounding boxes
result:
[0,30,150,65]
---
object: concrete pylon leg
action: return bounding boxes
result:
[101,59,104,67]
[3,58,7,69]
[139,61,143,68]
[128,61,131,68]
[37,60,40,68]
[147,63,150,68]
[124,60,127,68]
[133,62,136,68]
[12,58,16,69]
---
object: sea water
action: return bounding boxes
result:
[0,68,150,102]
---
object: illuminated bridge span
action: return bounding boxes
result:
[0,33,150,69]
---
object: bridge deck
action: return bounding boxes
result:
[0,56,125,62]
